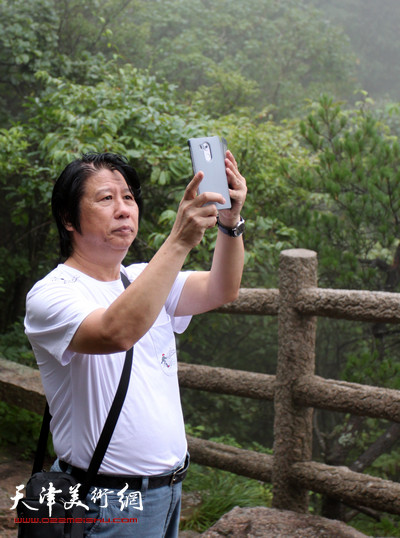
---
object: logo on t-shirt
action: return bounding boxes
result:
[160,348,177,375]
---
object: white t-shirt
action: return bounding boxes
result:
[24,263,192,475]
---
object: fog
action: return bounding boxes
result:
[310,0,400,100]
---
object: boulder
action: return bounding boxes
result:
[202,506,367,537]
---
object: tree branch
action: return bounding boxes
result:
[350,422,400,473]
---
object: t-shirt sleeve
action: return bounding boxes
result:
[24,279,101,366]
[165,271,194,334]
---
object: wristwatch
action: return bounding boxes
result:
[217,216,245,237]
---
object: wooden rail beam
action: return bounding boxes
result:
[293,375,400,423]
[296,287,400,323]
[216,288,279,316]
[187,434,273,483]
[291,461,400,515]
[178,362,275,401]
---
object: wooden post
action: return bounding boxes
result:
[272,249,318,512]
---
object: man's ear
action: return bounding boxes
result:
[61,213,74,232]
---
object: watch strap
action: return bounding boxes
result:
[217,216,245,237]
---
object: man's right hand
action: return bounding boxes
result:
[170,171,226,250]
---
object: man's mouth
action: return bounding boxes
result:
[113,226,133,233]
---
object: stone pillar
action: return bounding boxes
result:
[272,249,318,512]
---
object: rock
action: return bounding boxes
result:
[202,506,368,537]
[180,490,203,525]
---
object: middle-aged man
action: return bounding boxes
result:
[24,149,247,537]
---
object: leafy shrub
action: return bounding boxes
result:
[0,401,53,460]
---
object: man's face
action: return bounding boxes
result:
[66,167,139,258]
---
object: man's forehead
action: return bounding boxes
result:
[85,168,130,192]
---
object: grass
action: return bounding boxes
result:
[180,462,273,532]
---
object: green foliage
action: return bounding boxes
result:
[180,312,278,448]
[181,462,273,532]
[0,320,35,366]
[351,513,400,537]
[0,0,140,124]
[0,124,55,330]
[182,387,275,448]
[343,348,400,391]
[291,94,400,291]
[0,0,354,121]
[0,62,201,330]
[288,96,400,418]
[211,112,312,286]
[110,0,357,119]
[191,67,260,118]
[0,401,53,459]
[0,0,59,123]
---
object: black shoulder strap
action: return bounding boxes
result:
[80,343,133,498]
[32,402,51,475]
[120,271,131,289]
[33,271,134,500]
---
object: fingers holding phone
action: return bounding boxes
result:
[183,170,226,206]
[223,149,247,220]
[186,135,246,235]
[170,173,225,249]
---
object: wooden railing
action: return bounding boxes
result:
[1,249,400,516]
[179,249,400,515]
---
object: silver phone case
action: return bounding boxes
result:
[188,135,231,210]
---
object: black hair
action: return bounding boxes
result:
[51,152,143,258]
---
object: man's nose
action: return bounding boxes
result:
[115,198,131,218]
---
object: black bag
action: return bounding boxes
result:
[16,272,133,537]
[17,471,86,537]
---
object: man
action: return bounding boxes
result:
[24,150,247,537]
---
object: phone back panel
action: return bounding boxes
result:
[188,136,231,209]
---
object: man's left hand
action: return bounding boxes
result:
[218,150,247,228]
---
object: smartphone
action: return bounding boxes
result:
[188,135,231,210]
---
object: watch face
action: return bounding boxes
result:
[233,219,245,236]
[217,216,245,236]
